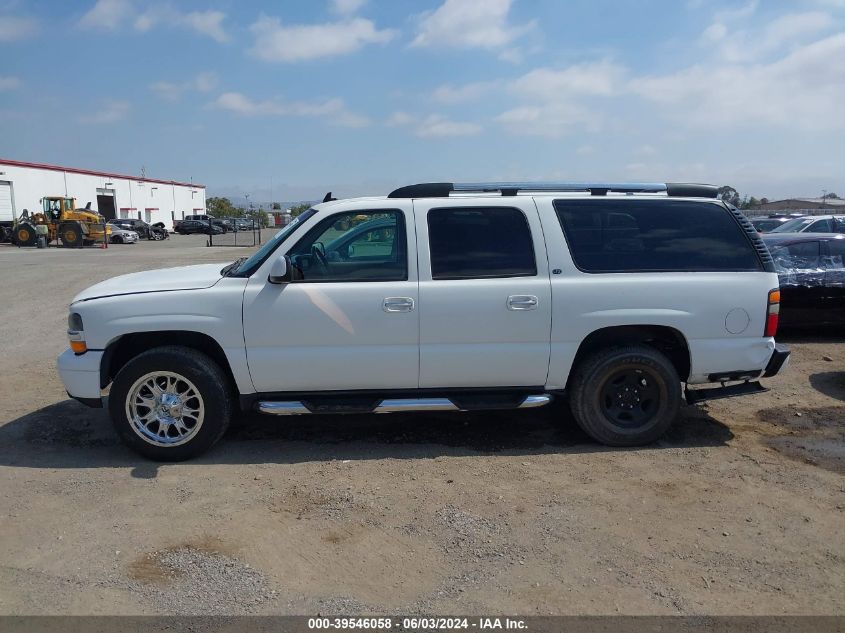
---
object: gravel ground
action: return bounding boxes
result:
[0,235,843,616]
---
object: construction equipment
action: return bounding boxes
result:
[12,197,111,248]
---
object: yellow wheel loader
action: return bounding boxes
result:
[12,197,111,248]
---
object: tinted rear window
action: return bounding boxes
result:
[428,207,536,279]
[554,200,761,273]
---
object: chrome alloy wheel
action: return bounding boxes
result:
[125,371,205,446]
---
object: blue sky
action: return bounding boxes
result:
[2,0,844,202]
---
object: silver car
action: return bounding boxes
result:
[108,225,139,244]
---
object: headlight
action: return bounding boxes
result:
[67,312,87,354]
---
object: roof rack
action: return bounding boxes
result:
[387,182,719,199]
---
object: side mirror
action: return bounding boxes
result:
[268,255,291,284]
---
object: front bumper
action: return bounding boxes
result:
[763,343,790,377]
[57,349,104,407]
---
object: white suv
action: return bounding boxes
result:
[58,181,790,460]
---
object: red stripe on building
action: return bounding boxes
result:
[145,207,159,211]
[119,207,137,211]
[0,157,205,189]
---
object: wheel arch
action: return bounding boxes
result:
[101,331,237,391]
[568,325,691,385]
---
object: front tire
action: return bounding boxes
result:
[13,223,38,246]
[568,345,681,446]
[109,346,233,461]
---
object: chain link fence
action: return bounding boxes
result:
[207,219,262,247]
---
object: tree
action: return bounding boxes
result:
[289,202,311,217]
[827,193,839,199]
[717,186,741,207]
[206,197,242,218]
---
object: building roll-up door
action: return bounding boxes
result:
[0,182,14,223]
[97,194,116,220]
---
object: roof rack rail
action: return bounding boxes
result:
[387,182,719,199]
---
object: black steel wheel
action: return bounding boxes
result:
[13,223,38,246]
[59,222,84,248]
[568,345,681,446]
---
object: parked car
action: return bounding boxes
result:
[57,181,789,460]
[211,219,230,233]
[769,215,845,234]
[761,232,845,327]
[175,220,222,235]
[150,222,169,240]
[751,215,799,233]
[110,218,168,241]
[107,224,139,244]
[185,214,211,222]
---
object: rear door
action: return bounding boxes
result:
[414,198,552,388]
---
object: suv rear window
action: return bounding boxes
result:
[554,200,762,273]
[428,207,536,279]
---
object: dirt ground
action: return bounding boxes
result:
[0,235,843,616]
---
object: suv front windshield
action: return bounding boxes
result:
[231,209,317,277]
[771,217,814,232]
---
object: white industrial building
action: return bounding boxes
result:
[0,158,206,231]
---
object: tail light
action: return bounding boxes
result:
[764,289,780,337]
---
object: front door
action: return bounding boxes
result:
[242,204,419,393]
[823,238,845,325]
[413,199,552,388]
[773,240,825,326]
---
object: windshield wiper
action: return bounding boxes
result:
[221,257,247,277]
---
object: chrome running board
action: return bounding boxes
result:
[256,395,552,415]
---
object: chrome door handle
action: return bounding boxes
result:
[383,297,415,313]
[507,295,538,310]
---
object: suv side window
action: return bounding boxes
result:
[427,207,536,280]
[288,210,406,282]
[554,200,762,273]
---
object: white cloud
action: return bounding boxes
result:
[431,80,499,103]
[331,0,367,16]
[0,76,20,91]
[709,11,834,62]
[386,111,416,127]
[180,10,228,43]
[633,33,845,130]
[387,111,482,137]
[411,0,534,53]
[0,14,39,41]
[496,102,600,137]
[151,71,217,100]
[490,60,623,137]
[510,61,624,99]
[79,100,130,124]
[79,1,229,42]
[213,92,369,127]
[79,0,132,30]
[416,114,482,137]
[249,15,396,62]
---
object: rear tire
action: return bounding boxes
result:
[109,346,233,461]
[568,345,681,446]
